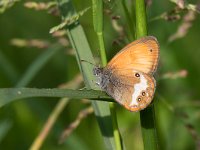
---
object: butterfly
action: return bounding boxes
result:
[93,36,159,112]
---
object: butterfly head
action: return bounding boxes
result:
[93,67,111,90]
[93,67,103,76]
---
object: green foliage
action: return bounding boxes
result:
[0,0,200,150]
[49,6,91,33]
[0,0,20,13]
[135,0,158,149]
[0,88,111,107]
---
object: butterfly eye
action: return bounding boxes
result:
[135,73,140,77]
[149,49,153,52]
[142,91,146,96]
[137,97,142,102]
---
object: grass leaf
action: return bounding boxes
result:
[0,88,112,107]
[135,0,158,149]
[57,0,117,149]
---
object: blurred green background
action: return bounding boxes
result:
[0,0,200,150]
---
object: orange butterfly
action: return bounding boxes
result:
[93,36,159,112]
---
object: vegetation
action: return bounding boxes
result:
[0,0,199,150]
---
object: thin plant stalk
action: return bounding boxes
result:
[92,0,122,150]
[29,98,69,150]
[135,0,147,38]
[121,0,135,41]
[97,32,107,65]
[57,0,117,149]
[135,0,158,149]
[29,75,82,150]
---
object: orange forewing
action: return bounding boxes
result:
[107,36,159,74]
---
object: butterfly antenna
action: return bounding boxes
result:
[80,59,96,67]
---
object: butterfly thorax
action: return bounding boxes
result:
[93,67,112,90]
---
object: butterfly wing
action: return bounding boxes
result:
[107,36,159,75]
[104,68,155,112]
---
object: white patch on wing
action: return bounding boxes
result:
[130,73,148,106]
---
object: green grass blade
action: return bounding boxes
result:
[140,106,158,149]
[16,44,62,87]
[0,120,12,143]
[135,0,147,38]
[29,75,82,150]
[0,49,19,83]
[0,88,112,107]
[92,0,103,34]
[92,0,122,150]
[56,1,116,149]
[135,0,158,149]
[121,0,135,41]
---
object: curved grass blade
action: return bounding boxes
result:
[57,0,116,149]
[92,0,123,149]
[16,44,62,87]
[0,50,19,83]
[0,88,112,107]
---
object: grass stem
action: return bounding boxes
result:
[92,0,122,149]
[135,0,158,149]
